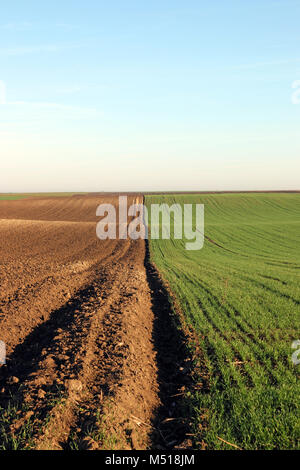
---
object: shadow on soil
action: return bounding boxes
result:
[0,280,103,448]
[144,239,194,449]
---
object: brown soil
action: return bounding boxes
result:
[0,195,192,450]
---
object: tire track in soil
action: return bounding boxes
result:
[34,240,156,450]
[36,249,135,449]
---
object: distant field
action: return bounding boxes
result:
[0,193,87,201]
[0,196,26,200]
[146,193,300,450]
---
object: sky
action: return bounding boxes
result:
[0,0,300,192]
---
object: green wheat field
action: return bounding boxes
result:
[146,193,300,450]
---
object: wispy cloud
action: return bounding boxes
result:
[0,80,98,116]
[0,22,33,31]
[231,58,300,70]
[0,22,79,32]
[0,42,81,56]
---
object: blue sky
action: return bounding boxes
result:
[1,0,300,192]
